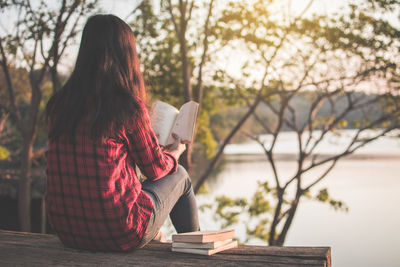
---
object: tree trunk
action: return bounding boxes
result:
[18,74,42,232]
[18,136,33,232]
[179,143,192,172]
[180,41,192,102]
[0,110,9,132]
[178,27,192,170]
[276,194,301,246]
[269,189,284,245]
[50,66,61,93]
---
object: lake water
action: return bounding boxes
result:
[189,130,400,267]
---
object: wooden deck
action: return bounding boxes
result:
[0,230,331,266]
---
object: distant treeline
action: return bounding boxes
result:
[211,91,385,143]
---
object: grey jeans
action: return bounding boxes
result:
[139,165,200,247]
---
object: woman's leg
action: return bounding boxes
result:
[139,165,199,246]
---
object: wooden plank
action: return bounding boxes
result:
[0,230,331,267]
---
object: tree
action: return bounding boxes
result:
[165,0,214,169]
[199,0,400,245]
[0,0,97,232]
[129,0,219,170]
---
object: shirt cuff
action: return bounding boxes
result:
[164,152,178,175]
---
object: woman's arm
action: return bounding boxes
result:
[125,99,179,181]
[165,133,186,160]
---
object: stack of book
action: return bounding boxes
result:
[171,229,238,256]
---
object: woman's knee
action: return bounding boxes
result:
[176,164,188,176]
[176,165,193,192]
[175,165,188,181]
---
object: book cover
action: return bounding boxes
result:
[171,240,238,256]
[172,229,235,243]
[172,239,233,249]
[150,100,199,146]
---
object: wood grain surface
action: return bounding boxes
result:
[0,230,331,267]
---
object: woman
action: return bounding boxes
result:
[45,14,199,251]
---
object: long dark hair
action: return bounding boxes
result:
[46,14,147,141]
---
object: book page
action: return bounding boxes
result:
[167,101,199,145]
[150,101,179,146]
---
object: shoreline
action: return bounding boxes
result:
[223,152,400,162]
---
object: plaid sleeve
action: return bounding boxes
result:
[125,99,178,181]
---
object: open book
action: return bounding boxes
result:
[150,100,199,146]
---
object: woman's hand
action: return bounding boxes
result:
[165,134,186,160]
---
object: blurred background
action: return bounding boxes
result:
[0,1,399,266]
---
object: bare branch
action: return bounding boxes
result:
[267,97,287,151]
[303,159,338,191]
[0,39,23,132]
[304,123,398,174]
[286,103,298,131]
[166,0,181,37]
[252,112,273,134]
[276,190,301,245]
[305,91,356,157]
[195,0,214,106]
[29,39,39,73]
[49,0,84,92]
[245,132,281,189]
[303,90,341,150]
[186,0,195,24]
[296,0,314,21]
[194,94,263,193]
[58,5,83,60]
[262,97,294,140]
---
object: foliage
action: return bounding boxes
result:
[200,195,247,229]
[201,181,348,244]
[129,1,184,105]
[0,146,10,160]
[315,188,349,212]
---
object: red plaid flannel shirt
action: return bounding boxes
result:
[45,98,177,251]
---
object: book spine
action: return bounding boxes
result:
[172,231,235,243]
[171,241,238,256]
[201,232,235,243]
[172,239,233,249]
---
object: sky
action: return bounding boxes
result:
[99,0,344,18]
[99,0,142,19]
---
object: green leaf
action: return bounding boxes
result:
[0,146,10,160]
[316,188,329,202]
[197,183,210,195]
